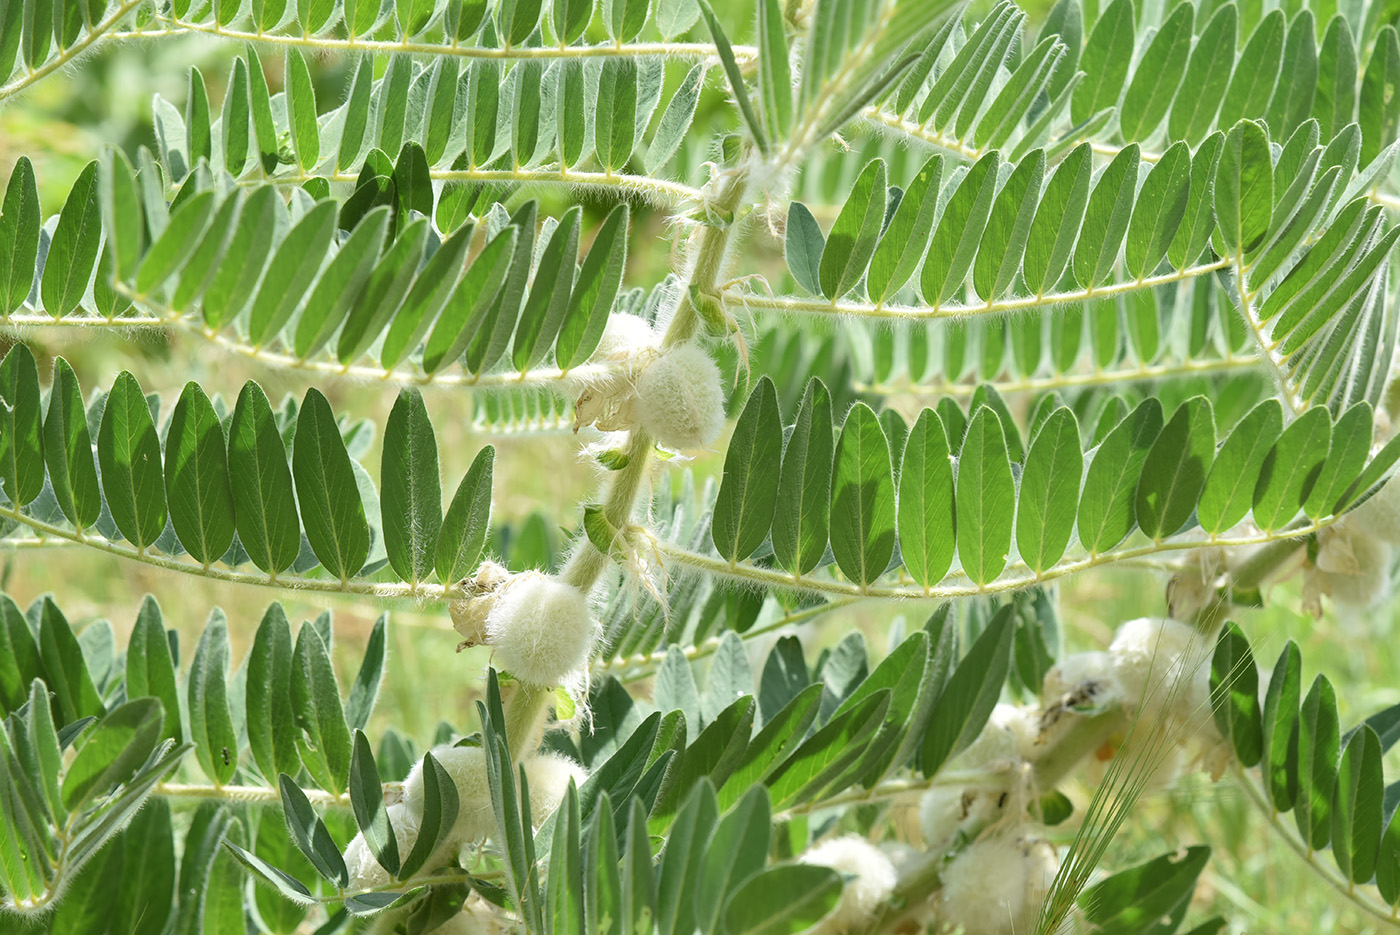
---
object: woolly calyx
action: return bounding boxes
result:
[1349,476,1400,546]
[450,560,513,650]
[522,751,589,827]
[588,313,660,362]
[484,572,598,688]
[937,833,1058,935]
[799,835,898,933]
[1107,617,1212,729]
[403,745,495,848]
[634,342,726,450]
[1307,519,1393,610]
[1041,651,1119,703]
[918,786,1008,853]
[434,903,511,935]
[345,803,422,891]
[954,704,1038,767]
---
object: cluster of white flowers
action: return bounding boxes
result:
[799,835,898,933]
[344,745,589,892]
[936,833,1059,935]
[450,563,598,692]
[572,339,726,451]
[1300,478,1400,612]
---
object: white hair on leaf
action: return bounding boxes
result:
[799,834,898,932]
[937,833,1058,935]
[634,342,726,451]
[484,572,598,688]
[344,802,422,891]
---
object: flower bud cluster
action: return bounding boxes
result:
[344,745,588,891]
[572,336,726,452]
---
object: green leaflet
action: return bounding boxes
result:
[1078,398,1164,554]
[1213,119,1274,257]
[867,154,942,303]
[382,388,443,585]
[40,160,100,317]
[819,159,886,301]
[1023,142,1091,296]
[125,597,181,745]
[1169,3,1237,144]
[713,378,782,564]
[1124,141,1192,279]
[784,202,825,296]
[228,381,301,576]
[1253,405,1331,530]
[164,382,237,565]
[1016,407,1081,574]
[1198,398,1284,533]
[921,605,1014,775]
[437,445,495,584]
[956,407,1015,586]
[922,151,999,307]
[188,611,237,786]
[247,200,337,346]
[0,157,40,315]
[1070,0,1135,125]
[0,343,43,508]
[898,409,955,590]
[1118,1,1193,141]
[1294,674,1340,851]
[1072,143,1140,288]
[97,371,167,550]
[722,865,841,935]
[1210,621,1262,768]
[247,604,300,785]
[556,203,628,369]
[770,378,834,577]
[1262,640,1302,811]
[292,389,371,580]
[1135,395,1215,540]
[830,403,896,587]
[973,149,1044,304]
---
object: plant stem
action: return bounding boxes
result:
[562,164,753,595]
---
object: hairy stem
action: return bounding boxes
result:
[562,165,753,595]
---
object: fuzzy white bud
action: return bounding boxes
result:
[1041,651,1119,703]
[344,803,422,891]
[1309,519,1393,608]
[1108,617,1211,728]
[799,835,898,932]
[521,751,589,826]
[588,314,659,362]
[634,342,726,450]
[484,573,597,687]
[954,704,1038,767]
[1347,477,1400,546]
[403,745,495,848]
[937,834,1058,935]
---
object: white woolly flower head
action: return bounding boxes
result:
[484,572,598,688]
[634,342,726,451]
[1108,617,1212,728]
[954,703,1038,768]
[1041,651,1119,703]
[1348,475,1400,546]
[799,834,898,932]
[919,786,1008,853]
[1306,517,1394,610]
[403,744,495,847]
[938,833,1058,935]
[588,313,660,362]
[522,751,589,827]
[345,802,421,891]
